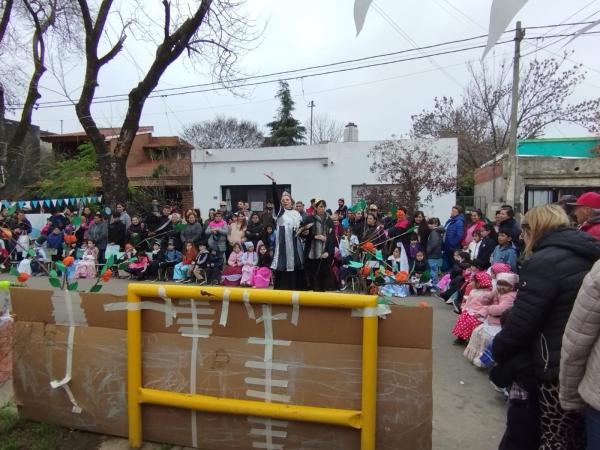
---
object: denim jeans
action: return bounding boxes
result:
[586,405,600,449]
[427,258,443,291]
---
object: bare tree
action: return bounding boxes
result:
[74,0,256,207]
[411,54,600,188]
[1,0,77,196]
[305,113,344,143]
[183,115,263,149]
[0,0,13,45]
[367,139,456,213]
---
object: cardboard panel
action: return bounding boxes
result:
[13,322,432,450]
[11,288,432,350]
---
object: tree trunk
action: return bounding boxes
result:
[98,154,128,206]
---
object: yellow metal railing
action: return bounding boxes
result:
[127,284,378,449]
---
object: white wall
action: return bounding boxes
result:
[192,139,458,218]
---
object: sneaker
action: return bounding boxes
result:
[452,297,462,314]
[445,298,454,304]
[453,337,466,345]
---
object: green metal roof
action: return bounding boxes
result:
[517,137,599,158]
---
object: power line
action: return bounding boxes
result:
[14,30,600,110]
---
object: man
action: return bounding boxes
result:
[87,212,108,263]
[261,200,275,227]
[443,205,465,271]
[569,191,600,240]
[368,204,379,220]
[497,205,522,245]
[335,198,348,219]
[115,203,131,231]
[295,201,309,221]
[306,199,316,216]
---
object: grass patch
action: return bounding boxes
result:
[0,408,61,450]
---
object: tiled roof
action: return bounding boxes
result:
[41,126,154,142]
[143,136,193,149]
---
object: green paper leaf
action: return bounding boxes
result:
[375,250,383,261]
[55,261,66,272]
[48,277,61,288]
[27,248,36,257]
[6,204,16,216]
[129,257,137,263]
[389,205,398,217]
[348,261,364,269]
[49,270,58,278]
[117,262,128,270]
[68,281,78,291]
[107,254,115,267]
[71,216,82,226]
[100,264,108,275]
[9,266,20,276]
[175,223,186,231]
[89,284,102,293]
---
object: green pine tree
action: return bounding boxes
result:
[266,81,306,146]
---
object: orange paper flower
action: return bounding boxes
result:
[62,256,75,266]
[361,242,375,253]
[64,234,77,245]
[17,272,30,283]
[396,209,406,220]
[101,269,113,282]
[360,266,371,277]
[395,271,409,283]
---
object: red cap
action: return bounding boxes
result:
[569,192,600,209]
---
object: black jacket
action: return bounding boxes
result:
[426,226,444,259]
[245,222,264,246]
[492,227,600,381]
[477,236,497,268]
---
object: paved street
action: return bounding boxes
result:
[1,276,506,449]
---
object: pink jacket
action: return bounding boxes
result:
[481,291,517,326]
[228,251,243,267]
[463,288,494,318]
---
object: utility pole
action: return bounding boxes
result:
[308,100,315,145]
[505,21,525,212]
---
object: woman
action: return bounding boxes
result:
[180,212,203,246]
[245,212,264,248]
[303,199,336,291]
[462,209,486,249]
[361,213,386,249]
[560,259,600,449]
[412,211,430,246]
[264,173,304,290]
[227,213,247,251]
[492,204,600,449]
[127,215,147,248]
[204,211,228,262]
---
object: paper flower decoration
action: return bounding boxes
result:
[395,271,409,283]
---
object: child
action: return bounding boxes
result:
[47,226,64,262]
[339,227,360,290]
[222,242,243,286]
[407,233,423,265]
[380,245,410,298]
[387,245,409,273]
[451,271,494,344]
[440,251,471,308]
[476,224,497,269]
[263,225,276,256]
[15,229,30,262]
[126,250,150,281]
[174,240,197,282]
[426,217,444,292]
[491,228,518,273]
[240,242,258,287]
[206,249,224,285]
[74,239,98,279]
[410,250,430,296]
[465,272,519,367]
[31,237,50,276]
[192,243,209,284]
[160,240,183,279]
[252,244,273,288]
[146,240,164,281]
[467,230,482,261]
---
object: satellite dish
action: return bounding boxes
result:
[104,206,112,216]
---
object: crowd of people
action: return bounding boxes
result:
[2,181,600,448]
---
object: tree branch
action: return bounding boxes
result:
[0,0,14,45]
[162,0,170,40]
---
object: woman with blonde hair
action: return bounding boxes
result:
[492,204,600,449]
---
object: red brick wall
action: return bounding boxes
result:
[474,163,503,185]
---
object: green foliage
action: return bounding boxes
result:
[267,81,306,146]
[0,407,19,434]
[89,284,102,293]
[35,142,97,198]
[68,282,78,291]
[0,419,61,450]
[9,266,19,276]
[151,164,169,178]
[48,277,61,288]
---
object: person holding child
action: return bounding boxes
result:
[74,239,98,279]
[452,271,494,344]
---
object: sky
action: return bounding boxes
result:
[7,0,600,140]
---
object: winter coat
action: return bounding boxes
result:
[481,291,517,326]
[164,249,182,264]
[476,236,496,267]
[560,259,600,412]
[228,251,243,267]
[463,288,494,318]
[49,214,69,230]
[126,223,147,247]
[205,220,228,252]
[462,220,485,248]
[412,221,430,247]
[180,222,204,246]
[492,227,600,382]
[580,212,600,240]
[87,221,108,250]
[491,243,518,273]
[499,217,522,247]
[443,214,465,252]
[227,222,247,247]
[426,226,444,259]
[245,222,264,246]
[47,232,64,249]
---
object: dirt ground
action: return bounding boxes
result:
[0,276,507,449]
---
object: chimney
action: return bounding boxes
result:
[343,122,358,142]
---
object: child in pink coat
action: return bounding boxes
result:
[464,272,519,365]
[452,271,494,344]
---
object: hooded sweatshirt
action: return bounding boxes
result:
[580,210,600,240]
[426,226,445,259]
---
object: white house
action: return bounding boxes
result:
[192,130,457,218]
